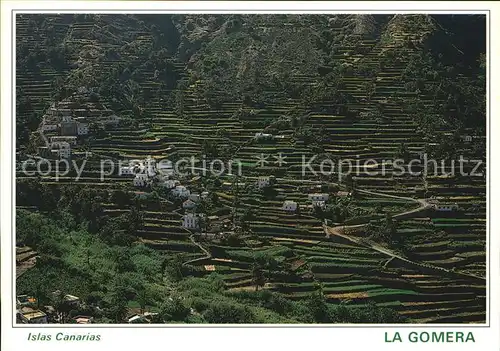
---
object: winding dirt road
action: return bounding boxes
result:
[323,191,485,282]
[182,235,212,266]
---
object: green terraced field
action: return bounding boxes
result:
[15,14,486,325]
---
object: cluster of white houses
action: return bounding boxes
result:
[38,136,78,159]
[253,175,353,214]
[120,157,158,187]
[119,157,200,195]
[118,157,211,230]
[181,190,211,229]
[280,191,459,214]
[37,102,89,159]
[221,176,275,191]
[281,191,350,213]
[119,163,354,228]
[42,104,90,137]
[37,94,123,160]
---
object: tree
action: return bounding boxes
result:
[99,215,134,246]
[238,214,251,235]
[115,250,136,273]
[107,298,128,323]
[110,190,131,206]
[51,292,73,324]
[136,287,149,314]
[201,139,219,158]
[84,235,95,269]
[251,262,266,291]
[86,291,104,307]
[221,230,244,247]
[33,275,50,309]
[129,204,145,232]
[395,143,410,162]
[363,80,376,101]
[312,204,325,219]
[164,256,184,282]
[203,302,255,324]
[343,174,355,192]
[306,284,330,323]
[159,297,190,322]
[366,214,399,248]
[295,204,301,216]
[241,208,255,222]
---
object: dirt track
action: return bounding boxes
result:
[322,191,485,282]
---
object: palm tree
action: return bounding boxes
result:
[32,276,48,309]
[52,292,72,324]
[113,301,129,323]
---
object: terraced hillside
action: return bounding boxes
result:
[16,14,486,324]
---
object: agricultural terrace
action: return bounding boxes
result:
[15,14,486,324]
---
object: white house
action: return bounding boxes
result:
[282,200,298,212]
[134,174,149,187]
[463,135,473,142]
[120,166,134,176]
[183,199,197,210]
[256,176,272,189]
[182,213,199,229]
[308,193,329,202]
[51,141,71,159]
[107,114,121,124]
[77,122,89,135]
[255,132,273,140]
[51,141,70,150]
[433,204,459,212]
[59,148,71,159]
[172,185,190,198]
[201,191,209,199]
